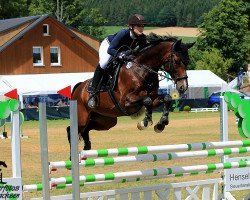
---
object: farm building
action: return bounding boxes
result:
[0,14,99,75]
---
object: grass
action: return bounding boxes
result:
[102,26,159,37]
[101,26,197,43]
[1,111,249,199]
[178,36,197,43]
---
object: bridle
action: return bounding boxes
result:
[129,41,188,85]
[162,43,188,84]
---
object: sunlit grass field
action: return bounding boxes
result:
[102,26,197,43]
[1,111,249,199]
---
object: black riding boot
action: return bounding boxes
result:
[88,65,104,108]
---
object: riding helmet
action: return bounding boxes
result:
[128,14,146,26]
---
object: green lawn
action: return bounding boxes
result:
[102,26,197,43]
[102,26,159,37]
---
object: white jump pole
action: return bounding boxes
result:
[10,108,23,199]
[39,102,50,199]
[69,100,80,200]
[220,83,229,152]
[220,83,228,200]
[38,101,80,200]
[11,110,21,178]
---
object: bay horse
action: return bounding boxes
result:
[67,34,194,155]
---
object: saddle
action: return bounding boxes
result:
[86,59,131,115]
[87,59,123,92]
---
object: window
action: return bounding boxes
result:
[43,24,49,36]
[33,47,44,66]
[50,47,61,66]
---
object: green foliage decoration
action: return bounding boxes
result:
[9,99,20,111]
[0,100,20,119]
[172,100,180,112]
[0,101,11,119]
[223,92,250,138]
[183,105,191,112]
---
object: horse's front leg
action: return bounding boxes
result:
[137,97,153,130]
[154,94,172,133]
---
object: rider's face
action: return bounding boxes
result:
[133,24,144,36]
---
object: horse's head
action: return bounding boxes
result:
[163,39,194,94]
[131,34,194,94]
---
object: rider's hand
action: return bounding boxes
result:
[118,52,128,60]
[118,50,133,60]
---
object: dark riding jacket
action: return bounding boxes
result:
[107,29,147,56]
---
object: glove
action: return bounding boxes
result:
[118,52,127,60]
[118,50,133,60]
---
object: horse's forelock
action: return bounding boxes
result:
[175,43,190,65]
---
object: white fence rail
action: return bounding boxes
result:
[191,108,219,112]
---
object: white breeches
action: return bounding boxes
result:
[99,38,112,69]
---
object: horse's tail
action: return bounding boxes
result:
[72,82,82,96]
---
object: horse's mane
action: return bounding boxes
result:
[137,33,190,65]
[146,32,177,45]
[134,33,177,56]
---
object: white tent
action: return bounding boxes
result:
[159,70,227,89]
[0,73,94,107]
[0,70,227,105]
[0,72,94,95]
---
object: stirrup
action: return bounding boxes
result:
[88,94,98,109]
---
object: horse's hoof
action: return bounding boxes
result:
[84,141,91,150]
[154,124,165,133]
[137,121,146,130]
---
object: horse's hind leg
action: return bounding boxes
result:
[80,127,91,150]
[154,94,172,133]
[67,125,91,160]
[81,113,117,150]
[66,126,72,160]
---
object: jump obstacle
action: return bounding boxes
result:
[2,84,250,200]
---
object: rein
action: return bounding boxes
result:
[129,42,188,85]
[166,46,188,83]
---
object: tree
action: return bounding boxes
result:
[77,8,107,39]
[156,7,177,27]
[28,0,106,38]
[0,0,29,19]
[197,0,249,74]
[194,48,233,80]
[28,0,54,16]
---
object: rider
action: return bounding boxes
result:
[88,14,147,109]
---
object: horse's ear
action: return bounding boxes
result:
[173,39,182,51]
[185,42,195,49]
